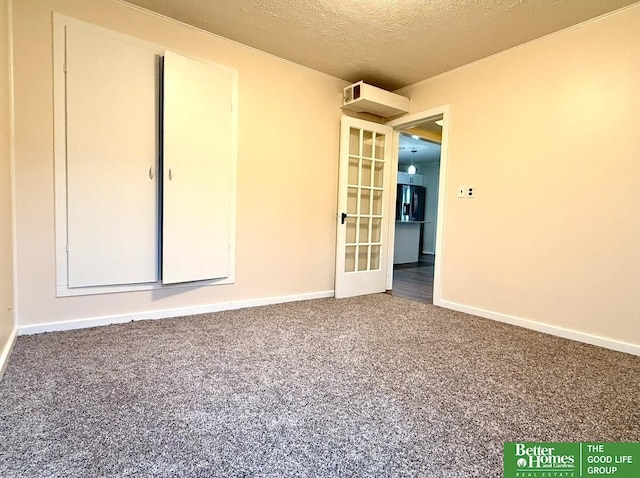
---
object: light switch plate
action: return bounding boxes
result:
[458,185,466,198]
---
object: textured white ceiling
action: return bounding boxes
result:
[121,0,639,90]
[399,135,441,165]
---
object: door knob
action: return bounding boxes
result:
[341,212,348,224]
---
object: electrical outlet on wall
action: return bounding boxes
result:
[467,186,474,198]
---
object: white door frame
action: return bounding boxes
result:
[384,105,451,305]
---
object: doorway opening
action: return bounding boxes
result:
[385,107,449,305]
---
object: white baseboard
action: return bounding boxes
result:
[0,327,17,379]
[18,290,335,336]
[435,298,640,357]
[18,291,638,357]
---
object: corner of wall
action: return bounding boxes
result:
[0,0,17,380]
[0,327,16,379]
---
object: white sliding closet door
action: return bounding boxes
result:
[65,26,159,287]
[162,51,234,284]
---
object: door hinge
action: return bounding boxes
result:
[65,244,69,253]
[63,64,67,73]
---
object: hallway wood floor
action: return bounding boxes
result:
[389,254,434,304]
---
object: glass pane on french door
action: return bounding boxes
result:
[345,127,386,272]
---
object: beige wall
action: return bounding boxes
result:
[397,5,640,347]
[13,0,347,326]
[0,0,15,357]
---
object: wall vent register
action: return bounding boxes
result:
[342,81,409,118]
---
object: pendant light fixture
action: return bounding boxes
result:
[407,149,417,175]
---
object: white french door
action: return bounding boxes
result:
[335,116,394,298]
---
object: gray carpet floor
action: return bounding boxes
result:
[0,294,638,477]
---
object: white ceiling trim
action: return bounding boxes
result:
[111,0,351,84]
[396,1,640,92]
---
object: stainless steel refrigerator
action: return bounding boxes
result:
[396,184,426,222]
